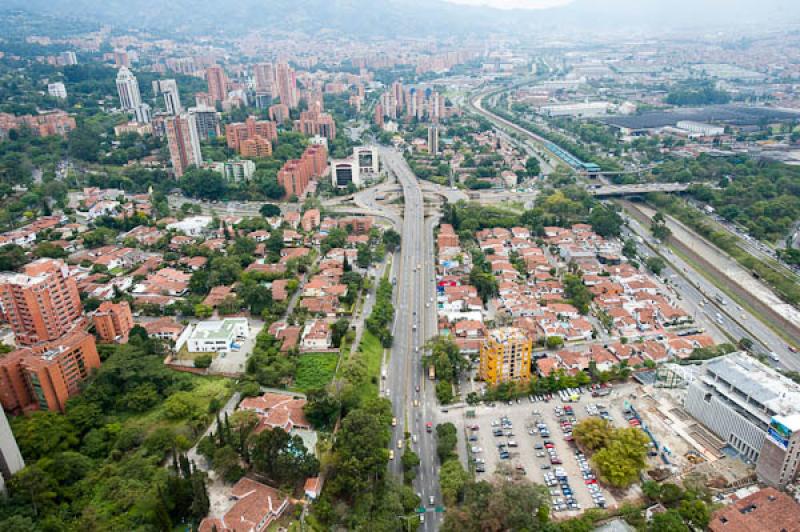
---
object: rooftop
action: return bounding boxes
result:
[703,352,800,418]
[190,318,248,341]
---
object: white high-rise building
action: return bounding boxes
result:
[152,79,182,115]
[133,103,152,124]
[0,407,25,493]
[59,51,77,66]
[116,66,142,110]
[48,82,67,99]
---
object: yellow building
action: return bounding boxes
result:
[479,327,533,386]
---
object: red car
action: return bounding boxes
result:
[585,479,597,485]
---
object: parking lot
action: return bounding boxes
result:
[438,383,656,518]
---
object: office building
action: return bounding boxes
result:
[116,66,142,110]
[188,105,220,140]
[152,79,182,115]
[48,82,67,100]
[0,259,83,346]
[59,51,78,66]
[685,352,800,488]
[479,327,533,386]
[225,117,278,153]
[254,62,275,95]
[330,146,378,189]
[276,62,298,109]
[209,160,256,181]
[0,329,100,413]
[93,301,134,343]
[165,113,203,178]
[0,407,24,494]
[206,65,228,103]
[428,124,439,155]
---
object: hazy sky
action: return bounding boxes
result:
[444,0,573,9]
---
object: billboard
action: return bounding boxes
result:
[767,417,793,451]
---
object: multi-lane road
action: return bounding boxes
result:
[379,148,442,530]
[470,83,800,371]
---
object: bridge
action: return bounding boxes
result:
[588,183,694,197]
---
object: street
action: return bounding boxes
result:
[380,147,443,530]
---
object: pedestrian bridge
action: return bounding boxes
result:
[589,182,694,197]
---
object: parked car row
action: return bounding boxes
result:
[543,468,581,512]
[575,450,605,509]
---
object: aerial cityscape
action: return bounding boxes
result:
[2,1,800,531]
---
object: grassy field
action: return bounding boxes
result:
[293,353,339,392]
[123,377,232,443]
[354,331,385,402]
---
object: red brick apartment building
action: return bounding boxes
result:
[226,117,278,154]
[93,301,134,343]
[277,145,328,199]
[0,329,100,413]
[0,259,83,346]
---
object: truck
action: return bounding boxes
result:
[428,365,436,380]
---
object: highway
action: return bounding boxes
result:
[379,147,442,530]
[469,82,800,372]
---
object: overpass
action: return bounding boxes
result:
[589,182,696,197]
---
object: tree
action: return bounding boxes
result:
[645,256,666,276]
[572,418,613,451]
[330,318,350,348]
[0,244,29,271]
[194,354,213,369]
[194,304,213,319]
[212,445,245,483]
[423,336,468,384]
[546,336,564,349]
[259,203,281,217]
[436,380,454,405]
[469,266,498,304]
[525,156,541,177]
[439,459,470,505]
[649,510,689,532]
[589,204,623,238]
[180,167,227,200]
[622,239,637,260]
[401,449,420,482]
[33,241,67,259]
[356,244,372,268]
[651,211,671,241]
[382,229,401,251]
[250,427,319,486]
[590,427,650,488]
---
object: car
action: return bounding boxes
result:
[412,434,418,443]
[534,443,543,449]
[469,435,478,442]
[391,417,397,427]
[429,495,435,505]
[389,450,394,460]
[419,514,425,523]
[397,439,403,449]
[540,464,551,469]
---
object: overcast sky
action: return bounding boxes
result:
[443,0,573,9]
